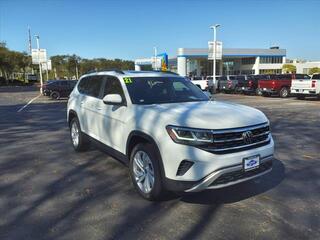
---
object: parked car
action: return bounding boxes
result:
[219,75,236,93]
[259,74,310,98]
[43,80,77,99]
[67,70,274,200]
[243,75,268,95]
[219,75,248,93]
[291,74,320,99]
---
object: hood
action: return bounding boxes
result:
[135,101,268,130]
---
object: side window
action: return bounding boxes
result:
[78,76,104,98]
[87,76,104,98]
[103,76,126,100]
[78,77,89,94]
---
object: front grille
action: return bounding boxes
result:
[200,123,270,154]
[210,161,272,186]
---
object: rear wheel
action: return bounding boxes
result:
[279,87,289,98]
[70,117,90,151]
[256,88,263,96]
[297,94,305,100]
[50,91,60,100]
[129,143,165,201]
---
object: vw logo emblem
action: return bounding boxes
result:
[242,131,253,144]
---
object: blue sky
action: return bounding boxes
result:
[0,0,319,60]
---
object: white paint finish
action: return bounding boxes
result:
[68,71,274,182]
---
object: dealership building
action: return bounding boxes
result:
[135,46,320,76]
[170,47,286,76]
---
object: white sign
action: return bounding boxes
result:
[135,58,153,65]
[41,60,52,71]
[151,57,162,70]
[208,41,223,60]
[32,49,47,64]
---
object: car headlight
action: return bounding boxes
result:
[166,125,213,146]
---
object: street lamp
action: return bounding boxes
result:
[210,24,220,93]
[35,35,43,93]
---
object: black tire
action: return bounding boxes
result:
[256,88,263,96]
[262,92,270,97]
[279,87,289,98]
[297,94,305,100]
[129,143,165,201]
[69,117,90,152]
[50,91,60,100]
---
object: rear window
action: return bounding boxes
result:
[312,74,320,79]
[276,75,291,80]
[229,76,236,80]
[295,74,310,80]
[236,76,245,81]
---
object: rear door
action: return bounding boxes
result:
[77,76,104,139]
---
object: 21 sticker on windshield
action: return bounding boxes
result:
[124,77,132,84]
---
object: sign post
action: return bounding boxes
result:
[32,35,47,94]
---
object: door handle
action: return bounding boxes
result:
[80,101,84,105]
[96,107,102,110]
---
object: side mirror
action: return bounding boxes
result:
[103,94,123,105]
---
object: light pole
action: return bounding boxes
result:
[210,24,220,93]
[35,35,43,93]
[154,47,158,70]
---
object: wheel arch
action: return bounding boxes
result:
[68,110,78,127]
[126,131,166,178]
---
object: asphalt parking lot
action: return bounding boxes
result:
[0,86,319,240]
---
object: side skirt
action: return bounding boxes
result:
[85,133,129,166]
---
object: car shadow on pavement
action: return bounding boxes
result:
[180,158,285,205]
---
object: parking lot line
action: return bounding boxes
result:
[17,94,41,112]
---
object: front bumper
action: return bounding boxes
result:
[185,155,273,192]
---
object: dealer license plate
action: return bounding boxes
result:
[243,155,260,171]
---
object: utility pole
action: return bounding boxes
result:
[210,24,220,93]
[28,26,34,75]
[35,35,43,94]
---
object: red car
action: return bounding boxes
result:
[259,74,309,98]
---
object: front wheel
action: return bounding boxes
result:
[129,143,165,201]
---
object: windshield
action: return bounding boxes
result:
[124,77,209,104]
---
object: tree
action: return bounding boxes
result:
[282,64,296,73]
[309,67,320,75]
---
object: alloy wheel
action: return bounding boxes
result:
[133,150,155,194]
[71,121,79,147]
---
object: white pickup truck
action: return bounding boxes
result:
[291,74,320,99]
[190,77,209,91]
[191,76,219,92]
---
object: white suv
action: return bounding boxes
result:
[67,70,274,200]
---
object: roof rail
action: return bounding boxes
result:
[85,69,125,74]
[151,70,179,75]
